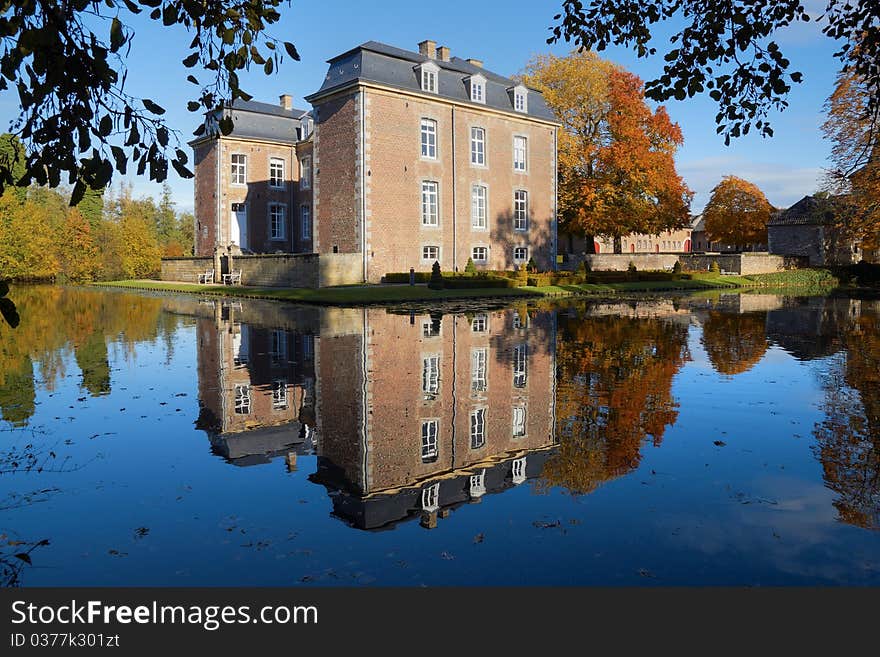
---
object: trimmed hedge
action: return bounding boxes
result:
[383,272,433,283]
[442,274,519,289]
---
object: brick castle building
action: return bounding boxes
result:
[191,40,560,283]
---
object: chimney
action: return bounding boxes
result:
[418,39,437,59]
[437,45,451,62]
[279,94,293,110]
[466,58,483,69]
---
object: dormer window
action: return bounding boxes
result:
[418,61,440,93]
[509,84,528,113]
[466,74,486,104]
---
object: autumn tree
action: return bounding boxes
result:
[822,68,880,247]
[703,176,773,248]
[521,51,692,252]
[57,209,101,283]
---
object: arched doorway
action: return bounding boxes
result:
[594,241,601,254]
[630,243,635,253]
[684,239,691,252]
[655,244,659,253]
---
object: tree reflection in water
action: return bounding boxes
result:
[701,311,769,376]
[543,313,690,495]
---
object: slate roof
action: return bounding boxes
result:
[190,98,309,145]
[305,41,558,123]
[768,195,840,227]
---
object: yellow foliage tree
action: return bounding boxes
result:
[0,192,59,280]
[57,208,100,282]
[703,175,773,248]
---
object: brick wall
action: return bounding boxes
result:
[313,93,361,255]
[161,256,215,283]
[364,89,556,281]
[193,143,218,256]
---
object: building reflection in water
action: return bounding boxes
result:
[309,307,558,530]
[194,299,317,467]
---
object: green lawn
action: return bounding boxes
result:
[95,268,838,306]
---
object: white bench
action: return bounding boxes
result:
[197,269,214,284]
[223,270,242,286]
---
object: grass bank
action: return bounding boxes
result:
[94,268,839,306]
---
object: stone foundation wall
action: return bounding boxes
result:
[319,253,363,287]
[574,252,804,274]
[161,253,363,288]
[161,257,215,283]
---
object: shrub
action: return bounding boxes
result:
[464,257,476,274]
[673,260,682,274]
[441,274,518,289]
[428,260,444,290]
[628,261,637,273]
[526,257,537,273]
[527,277,538,287]
[383,271,431,283]
[710,260,721,274]
[580,259,592,273]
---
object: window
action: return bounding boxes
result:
[421,419,439,462]
[270,329,288,365]
[302,334,314,360]
[422,245,439,261]
[471,348,487,394]
[420,118,437,159]
[512,457,527,484]
[231,154,246,185]
[300,156,311,189]
[512,311,527,330]
[471,184,487,229]
[470,470,486,498]
[471,313,488,332]
[470,127,485,166]
[421,67,437,93]
[422,355,440,397]
[514,89,527,112]
[234,384,251,414]
[421,181,439,226]
[513,344,528,388]
[470,408,486,449]
[513,136,527,172]
[423,320,440,338]
[422,483,440,511]
[513,246,528,263]
[472,246,488,263]
[272,380,288,410]
[301,205,311,240]
[469,77,485,103]
[233,324,248,366]
[269,157,285,188]
[269,204,286,240]
[513,406,526,437]
[514,190,528,231]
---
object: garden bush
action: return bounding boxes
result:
[428,261,444,290]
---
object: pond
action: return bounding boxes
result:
[1,285,879,586]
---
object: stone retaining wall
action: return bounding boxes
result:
[160,257,215,283]
[569,252,806,274]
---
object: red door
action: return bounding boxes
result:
[594,241,601,254]
[655,244,659,253]
[630,243,635,253]
[684,239,691,253]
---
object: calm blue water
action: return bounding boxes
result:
[1,286,878,586]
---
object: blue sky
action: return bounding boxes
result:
[0,0,841,215]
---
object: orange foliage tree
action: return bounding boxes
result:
[521,51,692,252]
[822,68,880,249]
[542,313,690,495]
[702,176,773,248]
[701,311,769,376]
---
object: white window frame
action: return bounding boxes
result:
[514,87,528,113]
[471,184,487,229]
[470,127,486,167]
[470,408,486,449]
[269,157,285,189]
[272,379,288,410]
[513,246,528,263]
[470,469,486,498]
[471,347,487,394]
[422,482,440,511]
[301,334,314,360]
[419,62,440,94]
[468,74,486,104]
[299,156,311,190]
[472,246,488,263]
[512,457,527,485]
[422,354,441,397]
[421,419,439,462]
[301,204,311,240]
[514,190,528,231]
[420,118,438,159]
[422,245,440,262]
[422,321,440,338]
[421,181,439,227]
[513,344,528,388]
[269,203,286,240]
[512,406,526,438]
[230,153,247,186]
[270,329,288,365]
[234,384,251,414]
[471,313,488,332]
[513,136,528,172]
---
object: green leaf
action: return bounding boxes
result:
[13,552,31,565]
[219,115,234,135]
[171,159,194,179]
[69,179,86,206]
[99,114,112,137]
[182,52,199,68]
[283,42,300,61]
[110,17,125,52]
[263,58,273,75]
[142,98,165,115]
[0,280,8,297]
[187,101,200,112]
